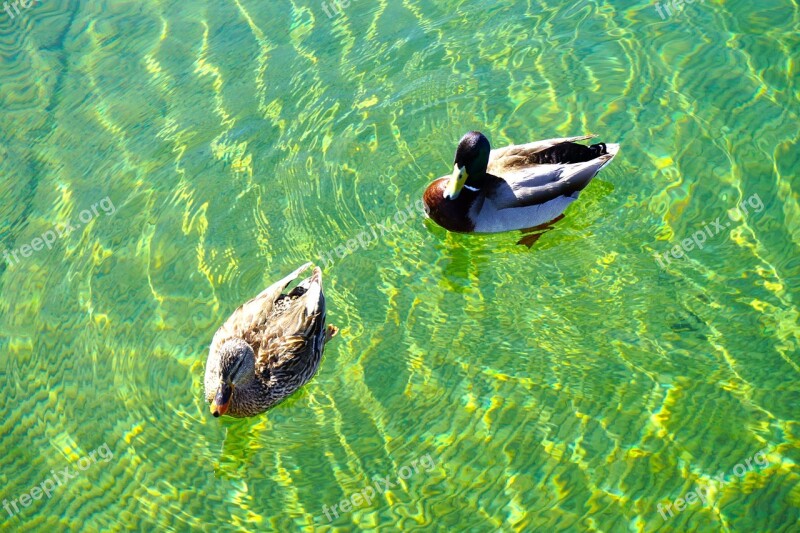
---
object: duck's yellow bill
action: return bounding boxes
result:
[444,165,467,200]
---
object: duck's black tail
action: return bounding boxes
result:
[531,141,608,164]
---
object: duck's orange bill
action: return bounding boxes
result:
[211,400,230,417]
[211,382,233,417]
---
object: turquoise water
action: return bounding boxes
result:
[1,0,799,531]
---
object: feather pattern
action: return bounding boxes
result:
[204,264,337,417]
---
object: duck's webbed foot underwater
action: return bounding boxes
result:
[516,214,566,248]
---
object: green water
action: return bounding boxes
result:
[1,0,798,531]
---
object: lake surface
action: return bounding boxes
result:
[1,0,798,531]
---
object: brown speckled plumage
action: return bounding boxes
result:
[204,263,337,418]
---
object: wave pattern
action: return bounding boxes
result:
[0,0,798,531]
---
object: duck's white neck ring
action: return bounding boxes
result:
[464,185,479,192]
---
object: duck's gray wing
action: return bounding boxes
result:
[487,147,618,210]
[488,135,598,173]
[254,267,327,375]
[210,262,313,353]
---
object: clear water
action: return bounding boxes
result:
[1,0,798,531]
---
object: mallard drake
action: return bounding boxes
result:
[204,263,337,418]
[423,131,619,233]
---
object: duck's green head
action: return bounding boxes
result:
[444,131,491,200]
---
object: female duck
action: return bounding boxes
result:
[423,131,619,234]
[204,263,337,418]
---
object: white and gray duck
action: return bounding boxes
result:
[423,131,619,243]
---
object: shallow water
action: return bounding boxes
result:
[1,0,798,531]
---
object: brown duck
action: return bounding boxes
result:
[204,263,337,418]
[423,131,619,234]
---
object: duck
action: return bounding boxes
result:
[423,131,619,235]
[204,263,338,418]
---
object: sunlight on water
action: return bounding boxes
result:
[1,0,798,531]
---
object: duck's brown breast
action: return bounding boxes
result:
[423,178,476,233]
